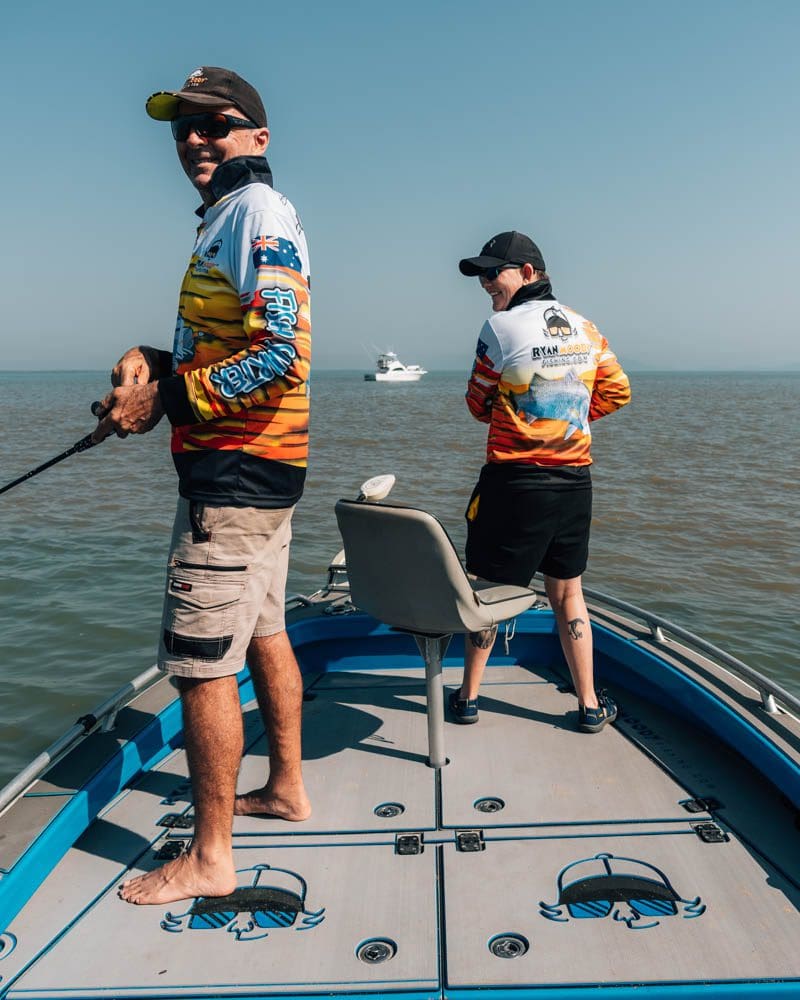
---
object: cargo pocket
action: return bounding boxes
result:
[162,566,246,662]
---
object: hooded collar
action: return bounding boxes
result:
[506,278,556,310]
[196,155,274,217]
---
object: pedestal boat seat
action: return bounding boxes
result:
[334,499,539,768]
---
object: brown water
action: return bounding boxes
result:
[0,370,797,787]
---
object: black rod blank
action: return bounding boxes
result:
[0,433,100,497]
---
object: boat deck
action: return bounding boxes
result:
[2,653,799,998]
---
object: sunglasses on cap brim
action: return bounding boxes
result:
[171,112,259,142]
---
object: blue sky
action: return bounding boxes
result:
[2,0,798,371]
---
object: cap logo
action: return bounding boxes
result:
[185,68,207,87]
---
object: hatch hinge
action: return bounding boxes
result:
[681,797,723,813]
[395,832,424,855]
[455,829,485,852]
[693,821,730,843]
[157,812,195,829]
[154,839,187,860]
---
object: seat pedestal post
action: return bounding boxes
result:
[413,634,451,768]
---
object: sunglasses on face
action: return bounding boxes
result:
[480,264,522,281]
[171,112,259,142]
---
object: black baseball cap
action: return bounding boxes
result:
[459,231,546,276]
[146,66,268,127]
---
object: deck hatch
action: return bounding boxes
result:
[441,665,713,828]
[235,680,438,835]
[442,831,800,987]
[6,844,439,996]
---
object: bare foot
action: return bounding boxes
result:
[118,847,237,906]
[234,782,311,821]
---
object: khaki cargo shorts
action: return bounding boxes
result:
[158,498,294,679]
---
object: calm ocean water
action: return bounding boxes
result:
[0,370,797,787]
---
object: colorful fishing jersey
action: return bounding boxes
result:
[158,156,310,508]
[466,285,630,467]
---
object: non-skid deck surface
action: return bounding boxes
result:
[237,667,437,835]
[3,664,799,998]
[10,844,438,997]
[439,666,698,828]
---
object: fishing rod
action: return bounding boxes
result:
[0,401,106,498]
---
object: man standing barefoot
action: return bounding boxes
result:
[94,66,312,905]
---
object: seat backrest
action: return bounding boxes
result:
[335,499,492,635]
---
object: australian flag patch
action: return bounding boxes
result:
[251,235,303,273]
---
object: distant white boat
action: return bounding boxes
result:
[364,351,428,382]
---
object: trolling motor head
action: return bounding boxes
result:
[356,474,396,502]
[324,475,397,594]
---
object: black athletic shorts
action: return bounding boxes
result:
[464,463,592,586]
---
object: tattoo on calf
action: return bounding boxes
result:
[567,618,585,640]
[470,626,498,649]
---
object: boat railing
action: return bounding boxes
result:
[581,583,800,719]
[0,664,162,817]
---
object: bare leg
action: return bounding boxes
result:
[119,675,241,905]
[234,631,311,821]
[459,626,498,700]
[544,575,598,710]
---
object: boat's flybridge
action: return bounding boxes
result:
[1,486,799,999]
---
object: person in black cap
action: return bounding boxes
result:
[449,231,631,732]
[93,67,312,905]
